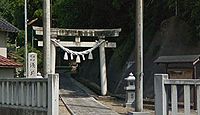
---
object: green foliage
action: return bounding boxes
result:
[112,0,121,10]
[1,0,200,44]
[165,0,200,42]
[1,0,200,74]
[33,9,43,18]
[9,44,43,72]
[16,31,25,47]
[53,0,94,27]
[0,0,43,29]
[0,0,14,22]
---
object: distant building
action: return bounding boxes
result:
[0,55,22,78]
[154,55,200,109]
[0,18,22,78]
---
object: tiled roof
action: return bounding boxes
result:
[154,55,200,65]
[0,55,22,68]
[0,18,20,33]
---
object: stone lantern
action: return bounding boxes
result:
[124,72,135,107]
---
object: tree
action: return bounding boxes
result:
[8,44,42,76]
[0,0,14,21]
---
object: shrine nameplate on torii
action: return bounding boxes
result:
[33,26,121,96]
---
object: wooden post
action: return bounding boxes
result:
[154,74,168,115]
[99,38,107,96]
[48,74,59,115]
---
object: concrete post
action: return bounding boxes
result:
[48,74,59,115]
[154,74,168,115]
[99,38,107,96]
[50,38,56,74]
[43,0,51,77]
[135,0,144,112]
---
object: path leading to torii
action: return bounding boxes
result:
[59,73,119,115]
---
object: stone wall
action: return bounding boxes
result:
[0,107,46,115]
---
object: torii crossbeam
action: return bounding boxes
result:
[33,26,121,95]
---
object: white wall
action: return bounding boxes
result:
[0,68,15,78]
[0,32,7,57]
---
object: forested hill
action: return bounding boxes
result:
[1,0,200,97]
[2,0,200,45]
[77,16,200,98]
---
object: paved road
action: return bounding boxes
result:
[59,73,119,115]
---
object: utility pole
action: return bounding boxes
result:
[24,0,28,77]
[135,0,143,112]
[43,0,51,77]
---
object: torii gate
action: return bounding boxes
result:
[33,26,121,95]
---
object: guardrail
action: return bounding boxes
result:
[0,74,59,115]
[154,74,200,115]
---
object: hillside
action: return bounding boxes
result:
[75,16,200,98]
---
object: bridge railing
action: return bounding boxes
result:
[154,74,200,115]
[0,74,59,115]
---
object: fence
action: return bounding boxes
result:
[0,74,59,115]
[154,74,200,115]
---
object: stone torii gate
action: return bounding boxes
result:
[33,26,121,95]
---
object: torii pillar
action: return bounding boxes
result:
[99,38,107,95]
[50,35,57,74]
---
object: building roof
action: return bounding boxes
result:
[0,18,20,33]
[154,55,200,65]
[0,55,22,68]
